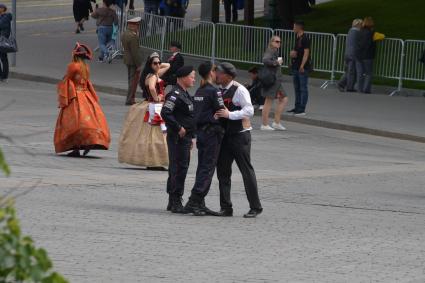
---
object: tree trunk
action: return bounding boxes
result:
[244,0,254,26]
[277,0,294,29]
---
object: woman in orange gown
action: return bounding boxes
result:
[54,42,111,157]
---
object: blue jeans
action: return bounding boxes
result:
[97,26,113,59]
[292,70,309,112]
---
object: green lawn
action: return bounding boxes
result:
[255,0,425,40]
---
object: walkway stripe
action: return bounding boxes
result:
[17,16,74,24]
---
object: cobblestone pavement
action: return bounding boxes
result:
[1,80,425,282]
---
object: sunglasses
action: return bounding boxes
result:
[274,40,281,43]
[152,61,161,66]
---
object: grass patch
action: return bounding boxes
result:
[255,0,425,40]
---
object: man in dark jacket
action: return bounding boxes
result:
[162,41,184,86]
[0,3,12,82]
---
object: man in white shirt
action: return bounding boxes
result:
[214,62,263,218]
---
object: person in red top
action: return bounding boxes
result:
[54,42,111,157]
[118,52,171,169]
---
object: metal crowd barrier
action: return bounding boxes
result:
[118,11,425,95]
[215,23,273,64]
[163,16,215,60]
[403,40,425,83]
[274,29,336,88]
[129,10,167,56]
[334,35,405,96]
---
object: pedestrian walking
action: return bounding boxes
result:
[91,0,118,62]
[0,3,12,82]
[73,0,95,34]
[357,17,376,94]
[162,41,184,87]
[260,36,288,131]
[214,62,263,218]
[184,62,225,215]
[338,19,363,92]
[144,0,160,14]
[288,21,311,116]
[118,52,170,169]
[223,0,238,23]
[161,66,196,213]
[54,43,111,157]
[121,16,143,105]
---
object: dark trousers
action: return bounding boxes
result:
[292,70,309,112]
[224,0,238,23]
[166,133,192,197]
[359,59,373,93]
[0,52,9,80]
[144,0,159,14]
[126,65,139,104]
[338,57,356,91]
[216,131,262,210]
[190,129,223,202]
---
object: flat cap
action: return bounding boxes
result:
[169,41,182,49]
[198,61,213,78]
[216,62,237,78]
[176,66,194,78]
[127,16,141,23]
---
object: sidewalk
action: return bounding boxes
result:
[8,31,425,143]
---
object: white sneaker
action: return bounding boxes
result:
[260,125,275,131]
[259,105,264,110]
[272,122,286,131]
[294,112,306,116]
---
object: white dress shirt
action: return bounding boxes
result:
[221,81,254,121]
[221,81,254,132]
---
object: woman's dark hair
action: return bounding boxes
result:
[140,54,160,98]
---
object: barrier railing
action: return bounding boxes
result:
[274,29,336,88]
[403,40,425,82]
[334,35,404,95]
[215,23,273,64]
[163,16,215,60]
[131,11,167,56]
[122,11,425,95]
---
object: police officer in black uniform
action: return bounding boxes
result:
[214,62,263,218]
[184,62,225,215]
[161,66,196,213]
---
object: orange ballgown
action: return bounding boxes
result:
[54,61,111,153]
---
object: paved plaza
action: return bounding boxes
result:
[1,0,425,281]
[1,80,425,282]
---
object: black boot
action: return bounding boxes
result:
[170,195,185,214]
[184,198,206,216]
[199,199,219,216]
[166,195,172,211]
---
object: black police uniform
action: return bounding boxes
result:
[187,83,225,204]
[161,83,196,210]
[216,83,262,213]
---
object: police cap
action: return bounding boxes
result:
[176,66,194,78]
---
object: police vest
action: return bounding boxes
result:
[221,84,243,135]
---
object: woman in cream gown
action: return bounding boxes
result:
[118,52,170,169]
